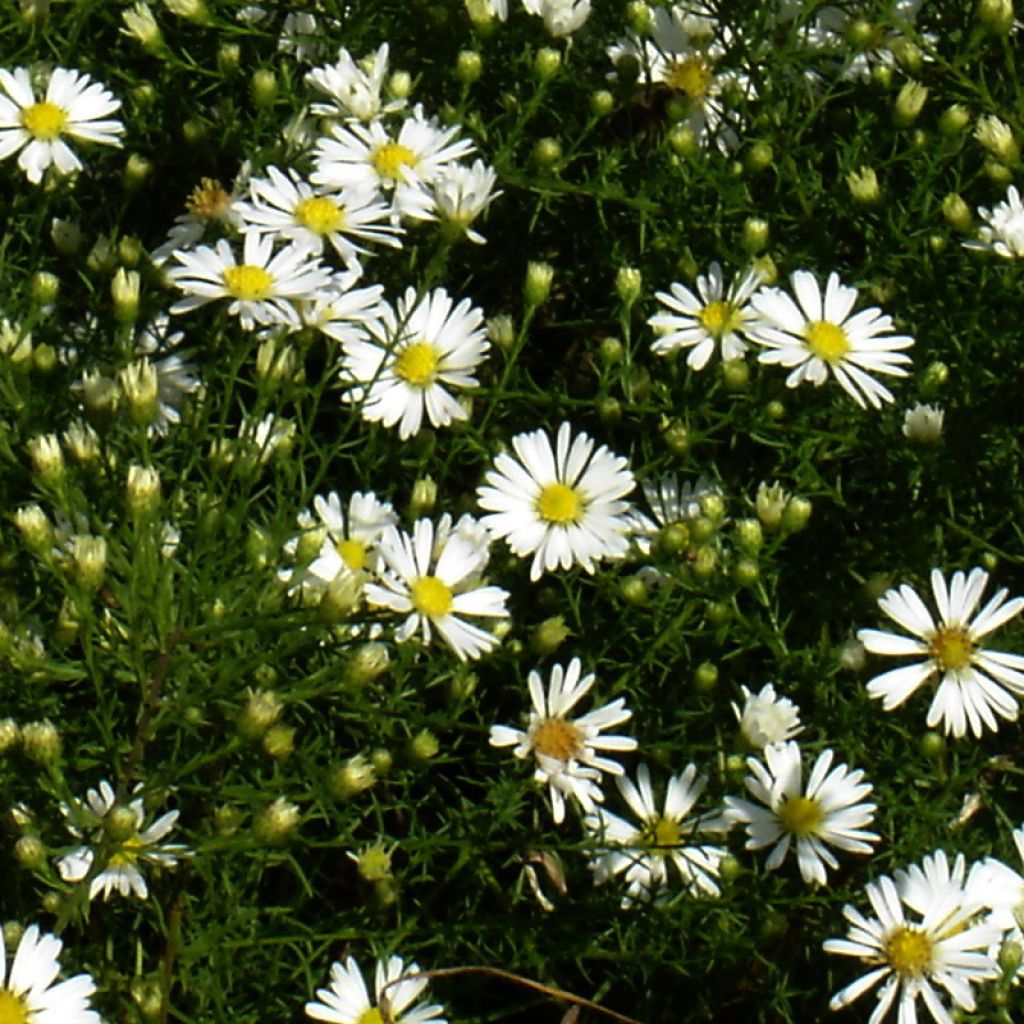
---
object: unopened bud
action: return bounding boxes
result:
[123,153,152,192]
[0,719,20,753]
[87,235,116,275]
[616,266,642,306]
[745,142,774,173]
[659,522,690,555]
[733,557,759,587]
[524,261,554,307]
[942,193,972,232]
[218,41,241,74]
[345,642,390,686]
[531,615,570,655]
[975,114,1019,165]
[30,271,59,308]
[591,89,614,117]
[780,495,812,532]
[846,18,875,48]
[329,755,377,799]
[920,360,949,396]
[238,689,283,739]
[939,103,970,136]
[21,719,61,764]
[694,661,718,691]
[262,724,295,759]
[902,403,944,444]
[752,254,778,286]
[977,0,1015,33]
[409,728,440,762]
[456,50,482,85]
[253,797,299,842]
[251,69,277,109]
[619,576,647,605]
[741,217,769,254]
[26,434,64,486]
[985,157,1014,184]
[692,546,717,580]
[111,268,141,324]
[14,505,52,554]
[668,124,698,157]
[407,476,437,518]
[119,360,160,426]
[662,418,690,455]
[351,843,392,883]
[999,938,1023,974]
[894,81,928,126]
[838,636,867,672]
[734,518,763,553]
[847,165,881,205]
[70,534,107,591]
[388,70,412,100]
[14,835,46,870]
[130,978,163,1020]
[50,218,81,255]
[534,47,562,81]
[486,314,515,351]
[533,137,562,168]
[755,481,789,531]
[626,0,652,33]
[721,358,749,390]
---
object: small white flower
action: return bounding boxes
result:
[58,779,188,901]
[964,185,1024,259]
[0,924,100,1024]
[305,43,405,123]
[731,683,803,749]
[725,740,878,886]
[339,286,489,440]
[490,657,638,824]
[648,263,764,370]
[167,232,333,330]
[150,174,248,267]
[858,567,1024,738]
[902,402,944,444]
[365,514,509,662]
[299,270,387,348]
[626,473,719,555]
[523,0,591,36]
[0,66,123,184]
[278,11,328,64]
[966,825,1024,950]
[477,421,636,581]
[305,955,445,1024]
[585,763,727,904]
[749,269,915,409]
[433,160,501,244]
[825,856,1001,1024]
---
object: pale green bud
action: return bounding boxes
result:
[126,464,161,519]
[21,719,61,764]
[977,0,1015,33]
[408,476,437,518]
[29,271,59,308]
[119,359,160,426]
[456,50,482,85]
[616,266,643,306]
[741,217,769,254]
[14,835,46,870]
[894,81,928,126]
[121,2,164,52]
[14,505,52,554]
[70,534,107,591]
[253,797,300,842]
[755,481,789,531]
[524,261,554,306]
[534,47,562,81]
[111,268,140,324]
[50,218,81,255]
[938,103,970,136]
[409,729,440,762]
[351,843,392,882]
[26,434,64,486]
[262,724,296,759]
[251,69,277,109]
[847,165,881,204]
[590,90,614,117]
[486,314,515,351]
[975,114,1019,164]
[780,495,812,532]
[942,193,972,232]
[388,70,412,100]
[329,755,377,799]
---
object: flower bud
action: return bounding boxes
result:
[105,804,141,842]
[662,418,690,455]
[975,114,1019,165]
[407,476,437,518]
[846,165,881,205]
[732,557,759,587]
[253,797,299,842]
[591,90,614,117]
[890,37,922,73]
[902,403,944,444]
[721,358,749,390]
[388,70,412,100]
[19,0,48,25]
[214,805,244,837]
[920,360,949,396]
[14,505,52,554]
[531,615,570,655]
[345,642,391,686]
[50,217,81,255]
[668,124,698,157]
[984,157,1014,184]
[870,64,893,90]
[938,103,970,137]
[893,81,927,126]
[486,314,515,351]
[977,0,1015,33]
[126,465,161,519]
[694,662,718,691]
[251,69,277,109]
[456,50,482,85]
[86,235,116,275]
[111,268,140,324]
[692,517,716,544]
[626,0,652,33]
[597,396,621,425]
[534,47,562,81]
[121,2,163,52]
[942,193,972,231]
[524,261,554,307]
[734,518,763,553]
[70,535,107,591]
[218,41,241,74]
[780,495,812,532]
[0,719,21,753]
[238,688,283,740]
[755,481,789,531]
[838,636,867,671]
[130,978,163,1021]
[616,266,643,306]
[409,728,440,762]
[21,719,61,764]
[619,576,647,605]
[741,217,769,254]
[162,0,210,24]
[846,18,875,48]
[329,755,377,799]
[119,359,160,426]
[29,271,59,308]
[999,939,1023,975]
[262,724,296,759]
[659,522,690,555]
[692,547,717,580]
[533,137,562,168]
[745,142,774,173]
[919,730,945,759]
[752,254,778,286]
[26,434,64,486]
[123,153,153,192]
[14,835,46,870]
[351,843,392,883]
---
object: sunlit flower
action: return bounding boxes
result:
[749,269,914,409]
[150,173,248,267]
[57,779,187,900]
[490,657,638,824]
[964,185,1024,259]
[305,955,445,1024]
[299,269,387,348]
[477,422,636,581]
[433,160,501,244]
[725,740,878,885]
[731,683,803,749]
[902,402,944,444]
[305,43,405,123]
[858,567,1024,738]
[585,762,727,904]
[0,66,123,184]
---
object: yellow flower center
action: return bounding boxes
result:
[536,483,583,525]
[532,718,584,761]
[394,342,440,386]
[411,575,453,617]
[804,320,850,363]
[929,626,974,671]
[108,834,144,867]
[884,925,934,978]
[665,56,713,100]
[776,795,823,838]
[357,1009,384,1024]
[21,101,67,140]
[186,178,232,221]
[699,300,737,337]
[642,816,681,856]
[294,196,346,235]
[0,990,29,1024]
[336,538,367,571]
[222,264,274,301]
[372,141,417,180]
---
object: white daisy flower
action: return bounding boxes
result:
[749,269,915,409]
[57,779,187,901]
[523,0,592,37]
[857,567,1024,738]
[0,924,99,1024]
[167,232,332,330]
[312,106,475,222]
[607,7,752,153]
[278,11,329,64]
[433,160,501,244]
[339,286,489,440]
[584,762,727,905]
[489,657,638,824]
[966,825,1024,953]
[963,185,1024,259]
[824,862,1001,1024]
[648,263,763,370]
[731,683,803,749]
[477,422,636,581]
[150,174,248,267]
[0,66,123,184]
[626,473,719,557]
[236,166,402,270]
[306,955,443,1024]
[305,43,405,123]
[724,740,878,886]
[365,514,509,662]
[902,402,944,444]
[300,270,387,348]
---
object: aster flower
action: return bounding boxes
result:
[305,955,445,1024]
[278,11,329,64]
[585,763,727,904]
[300,270,387,348]
[365,514,509,662]
[648,263,764,369]
[312,106,475,222]
[236,166,402,270]
[150,174,248,267]
[477,422,636,581]
[725,740,878,886]
[0,924,99,1024]
[626,473,719,557]
[57,779,187,900]
[824,858,1000,1024]
[305,43,405,123]
[749,269,915,409]
[167,232,332,330]
[339,286,489,440]
[0,66,123,184]
[731,683,803,749]
[963,185,1024,259]
[902,402,944,444]
[523,0,592,36]
[432,160,501,244]
[489,657,638,824]
[966,825,1024,950]
[857,567,1024,738]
